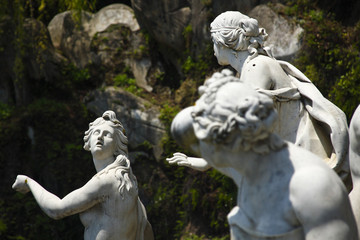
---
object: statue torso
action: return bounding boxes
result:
[80,171,138,240]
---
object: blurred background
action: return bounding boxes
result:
[0,0,360,239]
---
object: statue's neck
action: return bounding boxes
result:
[229,50,251,74]
[93,156,115,172]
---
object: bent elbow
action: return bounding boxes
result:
[42,206,69,220]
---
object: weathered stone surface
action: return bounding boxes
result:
[88,4,140,37]
[131,0,191,56]
[48,4,155,92]
[0,17,64,105]
[48,11,94,68]
[249,4,303,60]
[130,0,269,67]
[84,87,165,160]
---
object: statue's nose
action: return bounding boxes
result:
[97,132,103,139]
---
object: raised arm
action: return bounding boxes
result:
[12,174,111,219]
[290,167,358,240]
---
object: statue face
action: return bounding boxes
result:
[213,43,230,66]
[90,123,116,160]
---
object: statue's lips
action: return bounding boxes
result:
[95,141,103,147]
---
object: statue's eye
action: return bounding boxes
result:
[93,130,100,135]
[105,132,112,138]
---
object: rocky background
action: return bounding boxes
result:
[0,0,360,239]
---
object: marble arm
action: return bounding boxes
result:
[166,153,211,171]
[12,174,109,220]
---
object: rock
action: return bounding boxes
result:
[127,58,153,92]
[48,4,155,92]
[0,17,64,105]
[88,4,140,37]
[131,0,191,57]
[48,11,94,68]
[84,87,165,160]
[130,0,269,72]
[249,4,304,60]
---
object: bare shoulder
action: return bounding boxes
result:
[289,163,348,219]
[289,157,357,238]
[246,55,275,72]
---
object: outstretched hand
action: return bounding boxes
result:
[166,152,192,167]
[12,175,30,194]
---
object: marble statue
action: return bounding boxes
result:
[168,11,349,181]
[12,110,154,240]
[170,72,358,239]
[349,105,360,234]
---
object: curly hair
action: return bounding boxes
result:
[83,110,128,157]
[210,11,269,60]
[192,72,285,154]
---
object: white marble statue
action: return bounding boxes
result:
[170,73,358,239]
[12,110,154,240]
[349,105,360,234]
[168,11,349,181]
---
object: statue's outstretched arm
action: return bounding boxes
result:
[166,152,211,171]
[12,174,110,219]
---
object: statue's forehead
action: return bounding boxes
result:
[93,122,115,132]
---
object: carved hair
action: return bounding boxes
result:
[210,11,269,60]
[83,110,128,157]
[192,71,285,154]
[96,155,138,198]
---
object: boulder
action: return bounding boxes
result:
[48,4,156,92]
[84,87,165,160]
[249,4,304,60]
[47,11,94,68]
[0,17,64,105]
[88,4,140,37]
[130,0,269,69]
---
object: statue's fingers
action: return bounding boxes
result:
[178,161,191,167]
[173,152,187,158]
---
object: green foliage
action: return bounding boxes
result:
[0,103,14,120]
[113,73,144,96]
[283,1,360,119]
[330,61,360,118]
[159,103,181,128]
[182,55,210,81]
[200,0,212,8]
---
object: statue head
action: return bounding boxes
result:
[83,110,128,158]
[210,11,268,58]
[192,70,285,154]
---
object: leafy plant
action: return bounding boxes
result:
[113,73,144,96]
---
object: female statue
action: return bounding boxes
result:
[168,11,349,181]
[12,111,154,240]
[171,73,358,239]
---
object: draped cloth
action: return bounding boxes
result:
[259,61,349,179]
